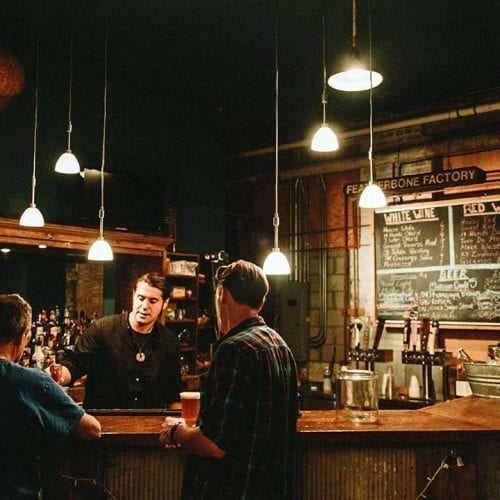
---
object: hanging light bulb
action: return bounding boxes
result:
[311,7,339,153]
[311,123,339,153]
[88,233,114,261]
[359,181,386,208]
[328,0,382,92]
[55,150,80,174]
[55,25,80,174]
[359,0,387,209]
[263,16,290,276]
[88,18,113,261]
[19,205,44,227]
[20,28,44,228]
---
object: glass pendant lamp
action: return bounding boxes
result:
[263,17,291,276]
[311,7,339,153]
[55,18,79,174]
[88,20,113,261]
[358,0,387,209]
[328,0,382,92]
[20,32,44,227]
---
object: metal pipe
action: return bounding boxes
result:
[228,100,500,160]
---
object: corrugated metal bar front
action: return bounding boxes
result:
[104,449,185,500]
[295,439,416,500]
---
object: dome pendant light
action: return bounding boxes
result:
[20,28,44,228]
[359,0,387,209]
[263,14,290,276]
[311,7,339,153]
[55,25,80,174]
[88,18,113,261]
[328,0,382,92]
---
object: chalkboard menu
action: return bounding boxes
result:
[375,196,500,325]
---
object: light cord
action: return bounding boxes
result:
[273,10,279,249]
[416,455,449,499]
[31,26,40,206]
[352,0,357,49]
[98,19,108,239]
[66,28,74,152]
[321,6,327,125]
[368,0,374,183]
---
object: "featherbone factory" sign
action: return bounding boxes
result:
[344,166,486,197]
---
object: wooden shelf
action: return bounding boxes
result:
[163,251,201,376]
[0,217,173,257]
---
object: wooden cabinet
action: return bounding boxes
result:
[162,252,200,377]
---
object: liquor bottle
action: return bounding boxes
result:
[31,340,45,369]
[36,310,47,346]
[63,305,71,332]
[61,307,73,350]
[47,309,57,349]
[26,320,37,358]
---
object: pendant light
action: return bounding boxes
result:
[263,14,291,276]
[19,30,44,227]
[88,20,113,261]
[55,23,80,175]
[359,0,386,209]
[328,0,382,92]
[311,6,339,152]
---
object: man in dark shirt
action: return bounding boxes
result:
[160,260,299,499]
[57,272,181,409]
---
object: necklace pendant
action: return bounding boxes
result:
[136,352,146,363]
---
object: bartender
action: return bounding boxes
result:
[54,272,182,409]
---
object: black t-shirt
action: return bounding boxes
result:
[61,313,182,409]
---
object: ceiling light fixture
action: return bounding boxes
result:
[55,20,80,175]
[263,12,290,276]
[311,5,339,152]
[328,0,382,92]
[359,0,387,209]
[88,18,113,261]
[20,28,44,228]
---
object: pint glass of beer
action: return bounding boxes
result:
[180,391,200,426]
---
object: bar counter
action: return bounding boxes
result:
[46,396,499,499]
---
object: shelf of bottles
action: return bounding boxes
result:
[163,252,200,375]
[21,306,91,370]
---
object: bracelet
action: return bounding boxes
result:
[169,422,182,445]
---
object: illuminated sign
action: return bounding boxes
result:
[344,166,486,196]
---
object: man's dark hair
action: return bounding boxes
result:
[135,272,171,300]
[0,294,32,344]
[215,260,269,309]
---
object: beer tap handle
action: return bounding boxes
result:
[362,317,371,351]
[372,318,385,351]
[403,313,411,350]
[428,320,438,355]
[433,320,445,349]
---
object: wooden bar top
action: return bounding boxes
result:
[297,396,499,443]
[93,396,500,447]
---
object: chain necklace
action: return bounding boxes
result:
[128,327,153,363]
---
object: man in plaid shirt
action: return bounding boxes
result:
[160,259,299,499]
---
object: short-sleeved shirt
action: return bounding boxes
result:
[182,316,299,500]
[0,359,85,499]
[60,313,181,409]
